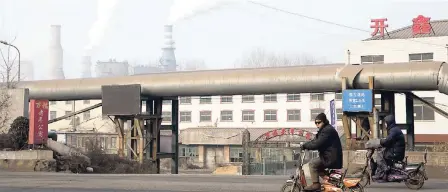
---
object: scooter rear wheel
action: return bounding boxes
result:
[405,170,425,190]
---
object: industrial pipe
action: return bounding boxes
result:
[46,139,91,165]
[16,61,448,100]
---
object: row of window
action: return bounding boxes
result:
[175,93,331,105]
[49,97,437,123]
[165,109,342,122]
[360,52,433,64]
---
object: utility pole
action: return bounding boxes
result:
[347,50,351,65]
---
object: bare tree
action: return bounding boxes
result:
[0,36,19,132]
[178,59,207,71]
[235,47,326,68]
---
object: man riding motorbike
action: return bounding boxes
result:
[372,114,406,181]
[300,113,343,191]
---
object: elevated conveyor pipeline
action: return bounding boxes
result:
[16,61,448,100]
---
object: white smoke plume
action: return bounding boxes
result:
[167,0,239,24]
[84,0,119,55]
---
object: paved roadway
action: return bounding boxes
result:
[0,172,447,192]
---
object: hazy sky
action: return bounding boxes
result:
[1,0,447,80]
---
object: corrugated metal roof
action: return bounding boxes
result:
[365,19,448,41]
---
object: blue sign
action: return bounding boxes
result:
[342,89,373,112]
[330,99,336,128]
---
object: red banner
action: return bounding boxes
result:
[28,100,49,145]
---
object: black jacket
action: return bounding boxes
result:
[380,119,406,161]
[302,124,343,169]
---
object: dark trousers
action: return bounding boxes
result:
[309,158,325,183]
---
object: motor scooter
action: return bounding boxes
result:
[357,139,428,190]
[280,148,364,192]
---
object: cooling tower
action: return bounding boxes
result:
[159,25,177,72]
[81,55,92,78]
[48,25,65,80]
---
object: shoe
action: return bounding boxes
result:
[303,182,321,191]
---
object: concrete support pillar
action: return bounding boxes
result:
[242,129,250,175]
[171,99,179,174]
[405,92,415,151]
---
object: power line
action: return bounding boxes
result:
[246,0,446,48]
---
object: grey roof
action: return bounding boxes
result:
[365,19,448,41]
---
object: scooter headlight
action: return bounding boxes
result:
[290,175,295,179]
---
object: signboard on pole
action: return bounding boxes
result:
[330,99,336,129]
[29,100,49,145]
[342,89,373,112]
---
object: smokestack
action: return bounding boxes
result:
[80,55,92,78]
[48,25,65,79]
[159,25,177,72]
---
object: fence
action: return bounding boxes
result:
[247,146,319,175]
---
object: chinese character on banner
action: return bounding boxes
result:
[28,100,49,145]
[412,15,432,35]
[371,18,388,37]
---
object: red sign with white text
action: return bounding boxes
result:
[370,18,388,37]
[412,15,432,35]
[28,100,49,145]
[264,128,314,140]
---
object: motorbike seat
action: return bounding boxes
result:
[326,169,343,174]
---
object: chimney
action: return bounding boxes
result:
[48,25,65,79]
[159,25,177,72]
[80,55,92,78]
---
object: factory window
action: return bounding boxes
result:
[287,109,301,121]
[336,108,343,121]
[65,101,72,105]
[65,111,71,120]
[220,110,233,121]
[180,111,192,122]
[69,116,80,126]
[287,94,301,102]
[409,53,433,62]
[162,111,172,122]
[220,96,233,103]
[199,111,212,122]
[83,111,90,121]
[242,110,255,122]
[110,137,117,148]
[230,147,244,162]
[50,111,57,120]
[264,110,277,121]
[180,145,199,159]
[83,100,90,104]
[375,98,382,111]
[264,94,277,102]
[163,100,171,105]
[311,93,325,101]
[50,101,57,105]
[179,97,192,104]
[360,55,384,64]
[199,96,212,104]
[414,97,435,121]
[230,147,255,163]
[335,93,343,100]
[241,95,255,103]
[310,108,325,120]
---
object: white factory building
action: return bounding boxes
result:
[48,18,448,167]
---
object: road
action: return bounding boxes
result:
[0,172,447,192]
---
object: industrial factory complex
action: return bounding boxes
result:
[10,16,448,170]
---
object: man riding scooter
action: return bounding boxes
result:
[372,114,406,181]
[300,113,343,191]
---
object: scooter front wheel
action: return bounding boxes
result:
[358,172,370,188]
[281,182,301,192]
